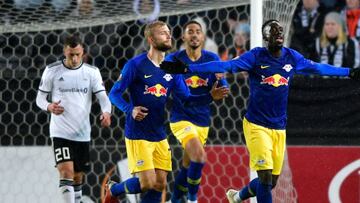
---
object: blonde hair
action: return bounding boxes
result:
[144,20,168,39]
[320,12,347,48]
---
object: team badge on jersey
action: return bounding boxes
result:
[282,64,293,72]
[260,74,289,87]
[257,159,266,165]
[143,84,168,97]
[184,126,192,132]
[136,159,144,166]
[185,75,208,88]
[163,74,173,81]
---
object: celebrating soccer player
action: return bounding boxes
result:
[160,19,360,203]
[36,34,112,203]
[106,20,228,203]
[167,20,228,203]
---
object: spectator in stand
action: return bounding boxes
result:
[290,0,328,58]
[220,22,250,61]
[310,12,360,69]
[340,0,360,41]
[13,0,43,9]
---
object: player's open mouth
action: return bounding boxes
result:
[190,39,199,43]
[276,36,283,43]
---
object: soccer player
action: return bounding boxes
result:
[159,19,360,203]
[167,20,228,203]
[106,20,228,203]
[36,34,112,203]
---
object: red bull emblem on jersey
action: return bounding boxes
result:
[185,76,208,88]
[143,84,168,97]
[260,74,289,87]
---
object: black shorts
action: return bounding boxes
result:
[52,137,90,172]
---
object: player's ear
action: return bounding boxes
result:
[63,46,68,55]
[262,31,269,42]
[147,36,153,44]
[181,34,185,42]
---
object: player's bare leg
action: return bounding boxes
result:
[135,169,167,202]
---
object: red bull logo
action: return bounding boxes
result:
[260,74,289,87]
[185,76,208,88]
[143,84,168,97]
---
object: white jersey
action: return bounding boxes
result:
[38,60,106,142]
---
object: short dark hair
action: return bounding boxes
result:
[262,19,280,39]
[262,19,279,32]
[183,20,202,31]
[64,34,83,48]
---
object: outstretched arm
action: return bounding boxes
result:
[296,60,350,76]
[293,51,360,78]
[297,61,360,79]
[160,51,255,74]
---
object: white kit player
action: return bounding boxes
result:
[36,34,112,203]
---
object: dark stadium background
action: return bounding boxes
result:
[1,3,360,202]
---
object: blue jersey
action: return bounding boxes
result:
[109,53,212,141]
[167,50,228,127]
[187,47,350,129]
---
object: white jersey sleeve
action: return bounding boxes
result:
[91,67,112,113]
[91,67,106,93]
[39,65,55,93]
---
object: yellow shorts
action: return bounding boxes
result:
[243,118,286,175]
[170,121,209,149]
[125,138,172,174]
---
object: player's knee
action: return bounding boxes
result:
[73,172,84,185]
[271,182,277,189]
[59,168,74,179]
[140,177,156,191]
[154,178,167,191]
[257,170,272,185]
[271,176,279,189]
[189,146,206,162]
